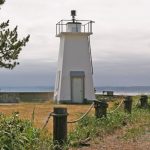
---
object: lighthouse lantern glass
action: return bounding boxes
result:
[66,22,81,32]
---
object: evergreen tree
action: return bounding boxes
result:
[0,0,30,69]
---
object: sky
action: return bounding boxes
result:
[0,0,150,87]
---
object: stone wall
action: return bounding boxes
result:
[0,92,54,103]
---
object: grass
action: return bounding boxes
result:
[0,97,122,133]
[68,96,150,148]
[0,101,95,133]
[0,96,150,149]
[68,111,128,145]
[122,108,150,140]
[123,127,145,140]
[68,108,150,148]
[0,112,40,150]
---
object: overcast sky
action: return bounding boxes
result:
[0,0,150,87]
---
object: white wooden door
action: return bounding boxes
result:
[71,77,84,103]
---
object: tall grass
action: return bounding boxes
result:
[0,112,55,150]
[68,110,130,147]
[0,112,40,150]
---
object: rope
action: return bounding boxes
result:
[67,102,94,123]
[42,112,53,129]
[108,99,124,114]
[135,99,140,107]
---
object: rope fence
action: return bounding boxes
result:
[67,102,94,123]
[39,95,150,146]
[42,102,94,129]
[41,96,147,129]
[108,99,124,114]
[42,99,128,129]
[42,112,53,129]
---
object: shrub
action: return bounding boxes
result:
[0,112,40,150]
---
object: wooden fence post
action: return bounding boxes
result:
[94,100,108,118]
[140,95,148,108]
[124,96,132,113]
[52,107,68,148]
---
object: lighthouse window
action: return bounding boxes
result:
[72,27,78,32]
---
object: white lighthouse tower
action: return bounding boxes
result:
[54,10,95,103]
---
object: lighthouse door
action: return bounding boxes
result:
[71,77,84,103]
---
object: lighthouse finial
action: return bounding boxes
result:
[71,10,76,23]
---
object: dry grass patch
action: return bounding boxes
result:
[0,101,95,133]
[0,98,126,133]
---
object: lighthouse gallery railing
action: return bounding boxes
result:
[56,20,94,36]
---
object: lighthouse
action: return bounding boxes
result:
[54,10,95,103]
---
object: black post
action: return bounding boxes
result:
[94,100,108,118]
[124,96,132,113]
[140,95,148,108]
[53,107,68,148]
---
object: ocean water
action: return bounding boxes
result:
[95,86,150,95]
[0,86,150,95]
[0,86,54,92]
